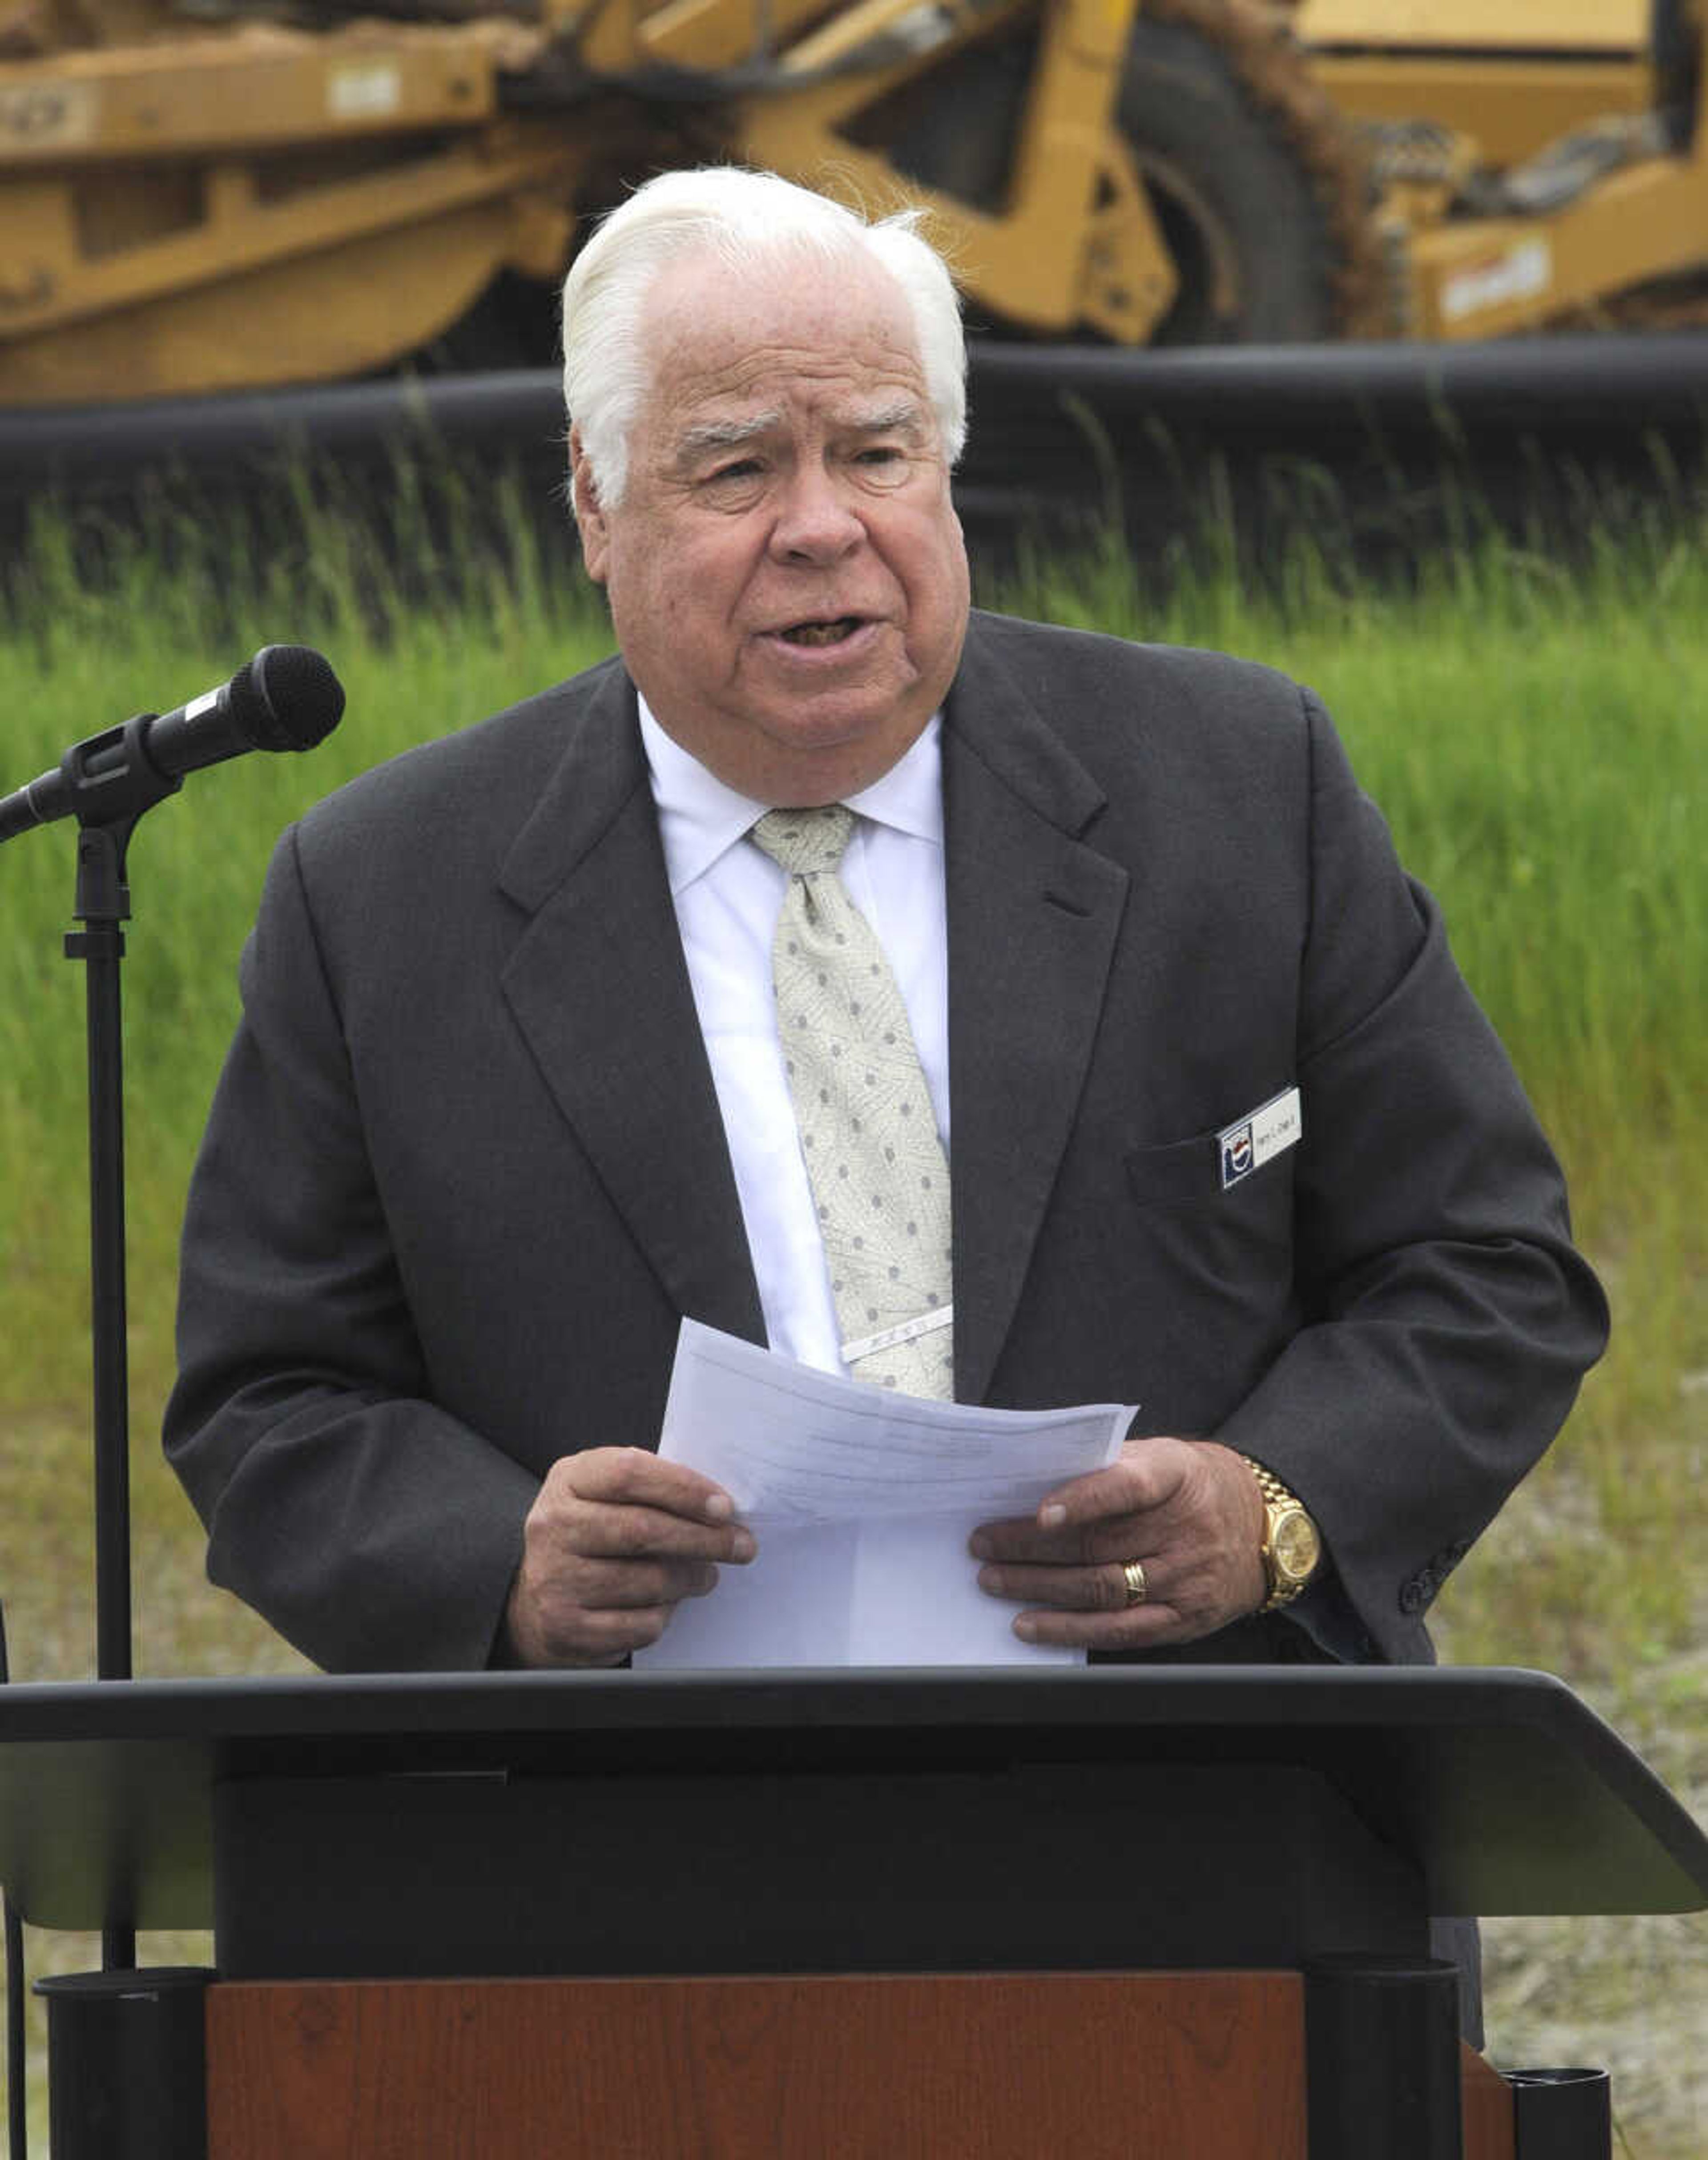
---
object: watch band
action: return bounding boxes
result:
[1240,1454,1301,1513]
[1238,1453,1319,1612]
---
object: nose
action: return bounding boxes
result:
[770,462,864,564]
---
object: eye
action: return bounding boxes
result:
[852,443,913,485]
[694,456,769,507]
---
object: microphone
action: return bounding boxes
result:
[0,645,346,844]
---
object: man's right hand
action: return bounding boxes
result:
[502,1447,757,1667]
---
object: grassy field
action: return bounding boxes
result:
[0,486,1703,2151]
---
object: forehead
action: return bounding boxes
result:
[637,247,931,438]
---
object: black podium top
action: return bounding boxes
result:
[0,1665,1702,1934]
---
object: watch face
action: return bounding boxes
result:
[1273,1509,1321,1584]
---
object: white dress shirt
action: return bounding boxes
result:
[637,697,950,1377]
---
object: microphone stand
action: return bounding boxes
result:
[57,718,181,1972]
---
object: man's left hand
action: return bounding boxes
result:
[971,1436,1268,1650]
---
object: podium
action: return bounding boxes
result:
[2,1666,1704,2157]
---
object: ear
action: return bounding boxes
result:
[569,425,611,584]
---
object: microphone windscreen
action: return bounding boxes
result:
[240,646,346,752]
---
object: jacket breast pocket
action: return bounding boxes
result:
[1124,1085,1302,1213]
[1124,1132,1221,1210]
[1123,1118,1297,1304]
[1102,1106,1301,1425]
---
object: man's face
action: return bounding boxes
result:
[572,246,971,806]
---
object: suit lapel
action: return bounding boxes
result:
[496,664,765,1346]
[944,622,1129,1404]
[488,625,1130,1395]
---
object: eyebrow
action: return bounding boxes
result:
[852,400,930,440]
[675,414,783,463]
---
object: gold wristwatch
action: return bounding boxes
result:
[1239,1455,1321,1612]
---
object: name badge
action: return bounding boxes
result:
[1217,1086,1302,1191]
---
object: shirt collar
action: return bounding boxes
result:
[846,714,944,849]
[638,693,943,898]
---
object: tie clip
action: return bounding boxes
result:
[843,1303,955,1364]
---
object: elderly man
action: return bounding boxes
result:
[166,167,1606,1690]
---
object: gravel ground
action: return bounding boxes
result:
[1477,1650,1708,2160]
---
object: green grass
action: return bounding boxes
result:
[2,483,1702,1669]
[0,477,1703,2153]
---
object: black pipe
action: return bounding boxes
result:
[1508,2067,1613,2159]
[0,1604,26,2160]
[2,332,1704,496]
[1305,1954,1465,2160]
[33,1972,210,2160]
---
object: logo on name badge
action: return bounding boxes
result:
[1217,1086,1302,1191]
[1221,1125,1254,1186]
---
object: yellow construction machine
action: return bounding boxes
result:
[1,0,1704,404]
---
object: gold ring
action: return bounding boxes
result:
[1122,1559,1148,1607]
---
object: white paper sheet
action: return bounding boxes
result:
[635,1322,1136,1669]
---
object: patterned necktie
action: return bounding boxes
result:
[751,806,954,1398]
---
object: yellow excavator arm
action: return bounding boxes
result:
[1,0,1704,404]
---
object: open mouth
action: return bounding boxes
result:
[777,617,864,648]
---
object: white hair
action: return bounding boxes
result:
[562,166,967,509]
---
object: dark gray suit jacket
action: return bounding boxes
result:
[165,611,1607,1675]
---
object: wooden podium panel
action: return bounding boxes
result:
[207,1971,1309,2160]
[1462,2048,1518,2159]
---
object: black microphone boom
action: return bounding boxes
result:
[0,645,345,844]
